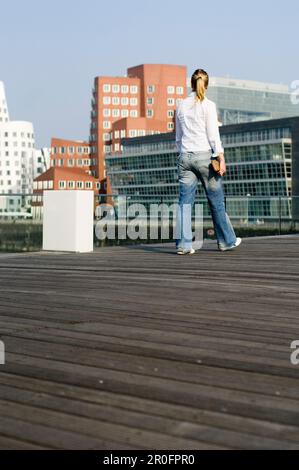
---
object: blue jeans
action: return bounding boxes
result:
[176,151,237,250]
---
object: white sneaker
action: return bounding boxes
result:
[177,248,195,255]
[219,237,242,252]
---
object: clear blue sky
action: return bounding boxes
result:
[0,0,297,147]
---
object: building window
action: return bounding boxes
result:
[130,97,138,106]
[103,133,111,141]
[112,97,120,105]
[167,86,175,94]
[112,109,120,117]
[96,182,101,189]
[103,121,111,129]
[167,98,175,106]
[103,109,111,117]
[112,84,120,93]
[147,85,155,93]
[103,84,111,92]
[85,182,92,189]
[59,181,66,189]
[68,146,74,154]
[147,97,154,105]
[68,181,75,189]
[120,130,126,138]
[67,159,74,166]
[129,130,137,138]
[77,181,84,189]
[130,110,138,117]
[167,122,174,130]
[103,96,111,105]
[121,97,129,106]
[176,86,184,95]
[167,110,174,118]
[104,145,111,152]
[77,147,83,154]
[121,109,129,118]
[130,86,138,94]
[114,131,120,139]
[121,85,129,94]
[146,109,154,118]
[114,143,120,151]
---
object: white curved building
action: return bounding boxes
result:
[0,81,35,216]
[0,81,9,123]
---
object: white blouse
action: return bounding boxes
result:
[175,92,224,155]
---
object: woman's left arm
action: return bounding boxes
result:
[175,110,183,152]
[206,102,226,176]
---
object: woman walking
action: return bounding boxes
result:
[175,68,241,254]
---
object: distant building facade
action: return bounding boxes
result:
[32,138,101,218]
[34,147,50,179]
[89,64,187,187]
[32,167,100,219]
[0,82,9,123]
[0,81,35,216]
[203,77,299,125]
[49,137,94,174]
[106,116,299,223]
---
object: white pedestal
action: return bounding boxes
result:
[43,190,94,253]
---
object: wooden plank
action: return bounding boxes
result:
[3,352,299,428]
[0,400,224,450]
[1,297,299,341]
[0,235,299,449]
[0,415,134,450]
[3,330,299,398]
[0,385,295,450]
[0,436,50,450]
[1,371,299,446]
[3,333,298,385]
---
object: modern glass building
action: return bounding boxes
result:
[204,77,299,125]
[106,117,299,223]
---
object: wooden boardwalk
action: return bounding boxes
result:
[0,235,299,449]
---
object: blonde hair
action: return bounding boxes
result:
[191,69,209,102]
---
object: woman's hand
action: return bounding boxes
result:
[218,154,226,176]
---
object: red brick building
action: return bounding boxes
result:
[89,64,187,186]
[32,138,101,217]
[32,166,100,218]
[42,137,101,189]
[34,64,187,202]
[49,138,92,173]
